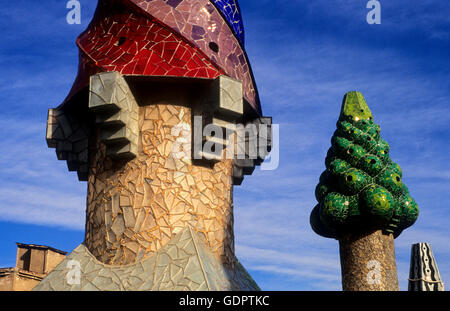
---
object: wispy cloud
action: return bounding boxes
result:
[0,184,85,230]
[0,116,86,229]
[237,244,342,290]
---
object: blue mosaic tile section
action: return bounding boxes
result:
[210,0,245,45]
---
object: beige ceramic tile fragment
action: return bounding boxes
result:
[85,104,234,268]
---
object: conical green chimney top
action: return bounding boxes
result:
[311,92,419,239]
[339,91,373,122]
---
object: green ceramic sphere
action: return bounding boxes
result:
[336,121,353,135]
[329,159,351,175]
[349,126,364,143]
[375,168,403,196]
[386,160,402,177]
[346,195,361,218]
[344,144,367,167]
[361,184,395,222]
[332,136,352,155]
[374,138,390,162]
[345,195,363,229]
[338,168,372,195]
[320,193,350,228]
[366,122,380,139]
[360,154,384,177]
[358,132,378,151]
[311,91,419,239]
[400,183,410,195]
[315,182,329,202]
[399,194,419,229]
[354,119,372,131]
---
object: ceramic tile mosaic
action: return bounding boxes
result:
[65,0,224,104]
[311,91,419,240]
[85,101,236,267]
[62,0,261,115]
[131,0,259,112]
[34,227,260,291]
[42,1,270,291]
[210,0,245,45]
[408,243,445,291]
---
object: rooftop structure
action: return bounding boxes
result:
[0,243,66,291]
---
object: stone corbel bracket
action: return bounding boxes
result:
[46,108,90,181]
[46,71,139,181]
[47,73,271,185]
[89,72,139,159]
[233,117,273,186]
[195,76,244,161]
[195,75,272,186]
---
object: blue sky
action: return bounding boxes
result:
[0,0,449,291]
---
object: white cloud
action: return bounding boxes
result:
[0,116,86,230]
[0,186,85,230]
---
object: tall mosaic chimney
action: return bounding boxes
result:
[35,0,272,291]
[310,92,419,291]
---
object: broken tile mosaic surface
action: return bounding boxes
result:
[130,0,258,111]
[63,0,261,115]
[34,227,260,291]
[85,102,236,268]
[41,2,270,291]
[66,0,223,104]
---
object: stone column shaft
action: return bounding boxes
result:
[339,230,399,291]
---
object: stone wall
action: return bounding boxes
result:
[11,272,42,291]
[0,268,44,291]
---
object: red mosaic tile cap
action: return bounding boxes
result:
[63,0,262,115]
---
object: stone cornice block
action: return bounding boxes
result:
[46,108,90,181]
[231,117,273,185]
[209,76,244,120]
[89,72,139,159]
